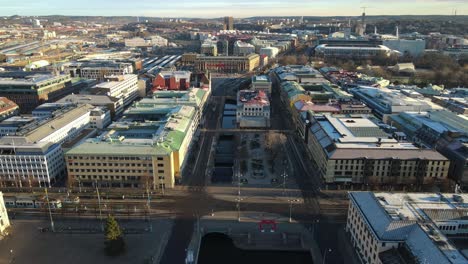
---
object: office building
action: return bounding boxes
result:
[63,60,134,81]
[137,87,210,129]
[57,94,124,120]
[387,110,468,185]
[91,75,139,108]
[302,114,449,185]
[0,97,19,121]
[90,107,111,129]
[0,192,10,236]
[233,41,255,56]
[347,192,468,264]
[251,75,272,94]
[195,54,260,73]
[152,71,191,91]
[237,90,270,128]
[32,103,75,120]
[65,104,198,189]
[223,16,234,31]
[0,104,95,187]
[0,72,76,113]
[350,86,442,120]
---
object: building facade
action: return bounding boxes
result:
[233,41,255,56]
[91,75,139,108]
[0,97,19,121]
[237,90,270,128]
[64,61,134,81]
[303,114,450,186]
[347,192,468,264]
[251,75,272,94]
[0,192,10,236]
[0,104,94,187]
[0,72,76,113]
[152,71,191,91]
[223,16,234,30]
[65,104,199,190]
[195,54,260,73]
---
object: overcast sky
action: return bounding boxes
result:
[1,0,467,17]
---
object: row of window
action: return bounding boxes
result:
[68,156,161,161]
[69,162,153,167]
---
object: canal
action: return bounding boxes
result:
[198,233,313,264]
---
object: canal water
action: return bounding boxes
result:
[198,233,313,264]
[212,134,234,183]
[222,100,237,129]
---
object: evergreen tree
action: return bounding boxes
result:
[104,215,126,256]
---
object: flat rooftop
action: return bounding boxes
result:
[350,192,468,264]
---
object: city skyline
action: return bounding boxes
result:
[1,0,467,17]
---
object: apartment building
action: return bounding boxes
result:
[347,192,468,264]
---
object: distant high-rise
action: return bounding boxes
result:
[223,16,234,30]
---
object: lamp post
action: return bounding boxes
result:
[288,199,300,223]
[281,170,288,196]
[44,188,55,232]
[322,248,332,264]
[95,181,104,232]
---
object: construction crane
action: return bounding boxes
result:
[360,6,372,14]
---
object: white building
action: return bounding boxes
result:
[90,107,111,129]
[125,35,168,47]
[260,47,280,59]
[347,192,468,264]
[315,44,393,59]
[63,61,134,80]
[0,104,95,187]
[383,39,426,57]
[233,41,256,56]
[251,75,272,94]
[237,90,270,128]
[0,192,10,236]
[91,75,139,108]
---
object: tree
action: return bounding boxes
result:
[104,215,126,256]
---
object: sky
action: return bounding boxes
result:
[0,0,467,17]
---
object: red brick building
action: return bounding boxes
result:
[152,71,191,92]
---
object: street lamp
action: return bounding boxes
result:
[44,188,55,232]
[95,181,104,232]
[288,199,300,223]
[281,170,288,196]
[235,197,243,222]
[322,248,332,264]
[9,249,13,264]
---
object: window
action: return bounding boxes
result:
[158,170,164,173]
